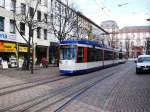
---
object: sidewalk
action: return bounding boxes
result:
[0,64,59,88]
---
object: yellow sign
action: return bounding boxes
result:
[0,47,16,52]
[0,42,16,52]
[3,42,16,48]
[19,46,28,52]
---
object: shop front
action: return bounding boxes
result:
[18,44,28,59]
[0,31,17,68]
[35,45,49,64]
[0,41,17,68]
[49,42,59,64]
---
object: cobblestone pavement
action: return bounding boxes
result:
[0,65,59,88]
[0,64,122,111]
[60,62,150,112]
[0,62,150,112]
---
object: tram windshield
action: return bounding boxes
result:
[60,45,76,60]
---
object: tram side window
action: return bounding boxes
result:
[104,51,113,60]
[95,49,103,61]
[87,48,92,62]
[77,47,83,63]
[91,48,95,62]
[87,48,103,62]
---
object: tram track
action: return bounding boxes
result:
[0,64,127,112]
[0,75,61,90]
[0,75,70,96]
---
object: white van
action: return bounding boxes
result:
[136,55,150,74]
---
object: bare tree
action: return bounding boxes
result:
[13,0,46,73]
[48,0,79,42]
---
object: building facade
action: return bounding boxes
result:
[101,20,150,58]
[119,26,150,58]
[0,0,108,68]
[0,0,59,66]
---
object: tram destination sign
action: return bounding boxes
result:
[0,31,16,42]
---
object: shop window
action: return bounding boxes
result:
[37,11,41,21]
[0,17,4,31]
[10,20,15,34]
[77,47,83,63]
[21,3,26,15]
[20,22,25,35]
[0,0,5,7]
[29,7,34,18]
[10,0,16,12]
[37,27,41,39]
[44,29,47,40]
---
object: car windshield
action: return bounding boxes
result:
[138,57,150,62]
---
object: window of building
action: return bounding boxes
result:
[37,11,41,21]
[10,20,15,33]
[0,17,4,31]
[29,7,34,18]
[20,22,25,35]
[21,3,26,15]
[10,0,16,12]
[44,29,47,40]
[0,0,5,7]
[44,14,47,23]
[37,27,41,38]
[44,0,48,7]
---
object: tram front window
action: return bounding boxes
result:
[60,45,76,60]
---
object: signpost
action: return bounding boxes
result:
[2,60,8,69]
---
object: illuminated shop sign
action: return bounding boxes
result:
[19,46,28,52]
[0,31,16,42]
[0,42,16,52]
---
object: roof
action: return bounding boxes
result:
[100,20,119,29]
[76,12,109,34]
[121,26,150,30]
[120,26,150,33]
[60,39,113,50]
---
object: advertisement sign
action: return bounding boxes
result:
[0,31,16,42]
[0,42,16,52]
[19,46,28,52]
[2,60,8,69]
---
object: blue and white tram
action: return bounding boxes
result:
[59,39,120,75]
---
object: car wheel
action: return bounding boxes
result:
[136,68,141,74]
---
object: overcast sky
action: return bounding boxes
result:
[71,0,150,28]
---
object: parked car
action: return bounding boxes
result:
[136,55,150,74]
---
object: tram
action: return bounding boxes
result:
[59,39,125,75]
[118,50,126,64]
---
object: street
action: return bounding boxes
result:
[0,62,150,112]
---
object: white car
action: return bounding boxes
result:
[136,55,150,74]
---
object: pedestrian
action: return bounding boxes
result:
[41,57,48,68]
